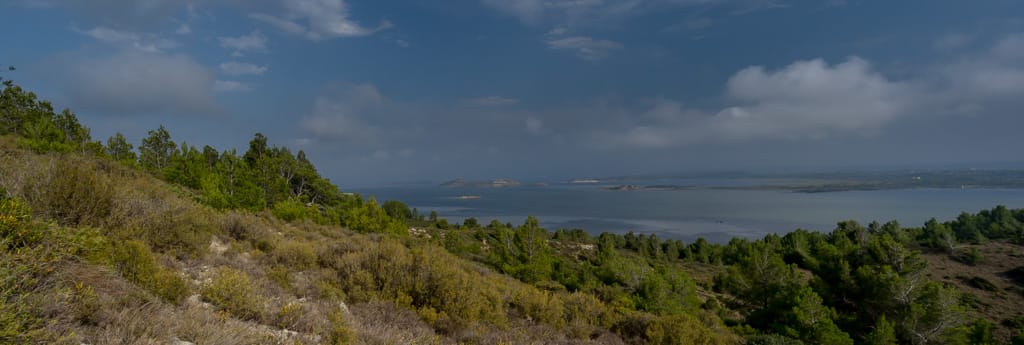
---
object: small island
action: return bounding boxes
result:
[440,178,522,188]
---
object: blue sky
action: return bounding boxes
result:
[2,0,1024,187]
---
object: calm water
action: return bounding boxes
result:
[351,181,1024,243]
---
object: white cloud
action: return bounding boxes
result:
[935,33,1024,113]
[218,31,267,53]
[468,96,520,106]
[525,117,543,135]
[250,0,391,41]
[599,57,918,148]
[710,57,914,140]
[62,51,218,115]
[219,61,268,76]
[175,23,191,35]
[213,80,252,92]
[301,84,384,142]
[75,26,178,53]
[545,36,623,60]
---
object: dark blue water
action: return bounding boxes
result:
[351,182,1024,243]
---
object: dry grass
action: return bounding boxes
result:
[922,241,1024,342]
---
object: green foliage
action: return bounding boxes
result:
[270,240,318,270]
[271,198,316,222]
[105,132,137,164]
[108,240,189,303]
[382,200,412,220]
[202,267,265,321]
[966,319,996,345]
[325,308,355,345]
[139,125,176,173]
[344,197,406,235]
[0,197,40,249]
[20,158,114,227]
[958,247,985,266]
[511,287,565,327]
[863,315,896,345]
[0,254,47,343]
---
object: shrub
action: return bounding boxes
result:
[202,267,264,321]
[108,240,189,304]
[270,240,318,270]
[563,292,612,338]
[109,185,213,256]
[0,197,41,249]
[272,198,312,222]
[325,308,355,345]
[511,287,565,327]
[23,158,114,227]
[0,254,48,343]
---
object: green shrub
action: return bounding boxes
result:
[108,240,189,304]
[30,158,114,226]
[325,308,355,345]
[270,197,309,222]
[271,240,318,270]
[110,185,213,256]
[0,197,41,249]
[0,255,47,343]
[202,267,264,321]
[511,287,565,327]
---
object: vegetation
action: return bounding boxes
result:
[2,66,1024,344]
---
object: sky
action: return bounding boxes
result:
[2,0,1024,187]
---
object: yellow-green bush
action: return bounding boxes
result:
[107,240,189,304]
[511,287,565,327]
[17,157,114,227]
[408,246,507,329]
[645,313,735,345]
[202,267,265,321]
[0,253,48,343]
[108,184,213,256]
[326,308,355,345]
[0,197,40,249]
[563,291,613,338]
[271,240,318,270]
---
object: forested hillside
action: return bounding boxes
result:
[3,67,1024,344]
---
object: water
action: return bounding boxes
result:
[351,181,1024,243]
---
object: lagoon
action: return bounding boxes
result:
[352,181,1024,243]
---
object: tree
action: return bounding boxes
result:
[382,200,412,220]
[785,287,853,345]
[139,125,176,173]
[864,315,897,345]
[717,242,802,311]
[106,132,137,163]
[905,283,969,344]
[922,218,956,254]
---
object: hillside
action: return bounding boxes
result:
[4,70,1024,345]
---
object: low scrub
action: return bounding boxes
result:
[202,267,265,321]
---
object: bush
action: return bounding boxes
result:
[326,308,355,345]
[109,184,213,256]
[0,197,41,249]
[511,287,565,327]
[202,267,264,321]
[270,240,318,270]
[271,198,313,222]
[108,240,189,304]
[26,158,114,227]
